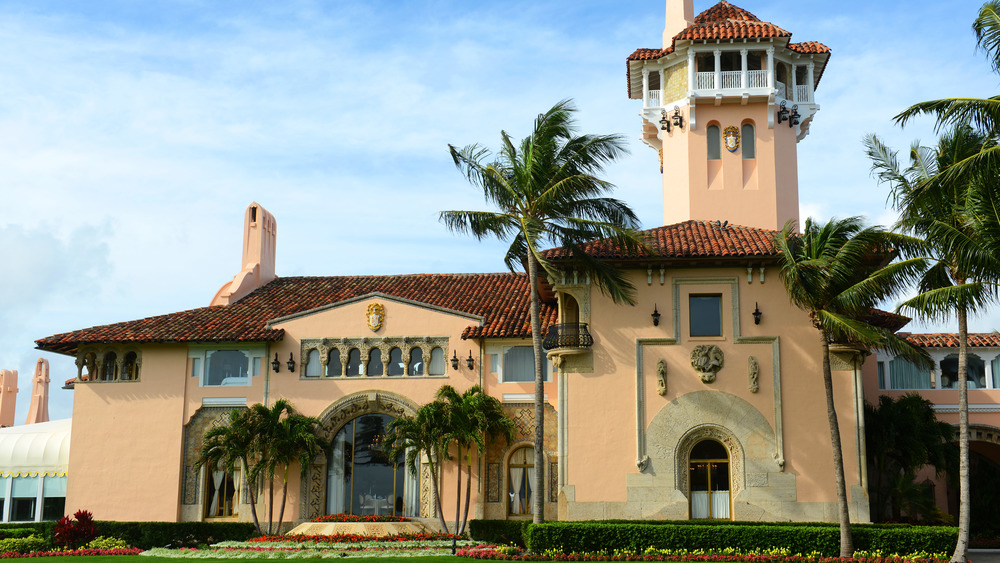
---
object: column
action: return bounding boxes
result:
[642,68,650,108]
[713,49,721,90]
[688,50,695,93]
[791,63,798,102]
[807,62,815,102]
[740,48,748,89]
[766,47,774,89]
[660,68,667,106]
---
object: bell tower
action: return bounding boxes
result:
[627,0,830,231]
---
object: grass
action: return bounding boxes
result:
[22,558,471,563]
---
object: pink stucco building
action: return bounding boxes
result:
[26,0,995,526]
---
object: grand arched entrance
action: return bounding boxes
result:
[326,413,420,517]
[688,439,731,519]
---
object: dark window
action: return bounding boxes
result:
[690,295,722,337]
[707,125,721,160]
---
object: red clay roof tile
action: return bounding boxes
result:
[906,333,1000,348]
[36,273,557,355]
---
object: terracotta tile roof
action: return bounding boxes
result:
[864,309,911,334]
[627,47,673,61]
[788,41,831,55]
[905,333,1000,348]
[676,2,791,42]
[542,220,779,261]
[36,274,557,355]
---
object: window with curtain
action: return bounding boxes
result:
[888,356,931,390]
[204,350,250,386]
[508,446,534,516]
[992,355,1000,389]
[502,346,550,383]
[428,347,446,375]
[204,468,239,518]
[939,354,986,389]
[707,125,721,160]
[877,362,885,390]
[101,352,118,381]
[689,440,730,519]
[408,348,424,375]
[121,352,139,381]
[305,349,322,378]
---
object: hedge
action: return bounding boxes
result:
[0,535,47,554]
[522,522,958,556]
[93,521,257,550]
[469,520,532,547]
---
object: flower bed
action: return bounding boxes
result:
[143,537,476,558]
[0,548,142,558]
[311,514,410,523]
[456,545,950,562]
[248,533,461,543]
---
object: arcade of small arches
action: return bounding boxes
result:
[300,337,450,378]
[74,347,141,383]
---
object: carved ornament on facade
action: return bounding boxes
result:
[300,336,449,378]
[690,345,724,383]
[656,359,667,396]
[366,303,385,332]
[748,356,759,393]
[723,125,740,153]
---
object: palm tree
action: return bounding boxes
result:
[436,385,515,535]
[442,99,645,523]
[197,407,264,534]
[774,217,930,557]
[385,401,451,532]
[865,394,955,522]
[247,399,294,535]
[866,126,998,561]
[266,412,327,534]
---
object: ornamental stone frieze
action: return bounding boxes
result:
[690,345,724,383]
[300,336,449,377]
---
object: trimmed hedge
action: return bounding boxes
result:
[0,529,40,540]
[469,520,532,547]
[522,522,958,556]
[94,521,257,550]
[0,535,47,554]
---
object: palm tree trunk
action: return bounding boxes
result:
[242,459,263,535]
[461,456,472,535]
[276,467,288,536]
[526,253,545,525]
[429,455,450,533]
[820,329,853,557]
[267,476,275,535]
[951,305,970,563]
[455,444,462,534]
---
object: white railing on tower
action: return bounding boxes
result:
[748,70,767,88]
[720,70,741,90]
[795,85,812,102]
[695,72,715,90]
[646,90,662,108]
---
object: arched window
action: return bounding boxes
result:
[346,349,362,377]
[305,349,322,378]
[327,349,342,377]
[367,349,383,376]
[387,348,404,376]
[82,352,97,381]
[428,347,446,375]
[121,352,139,381]
[101,352,118,382]
[408,348,424,376]
[707,125,721,160]
[689,440,730,519]
[741,123,755,159]
[205,465,240,518]
[326,413,419,517]
[508,446,534,516]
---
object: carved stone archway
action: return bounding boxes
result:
[675,424,744,499]
[301,391,422,521]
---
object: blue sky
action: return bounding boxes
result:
[0,0,996,421]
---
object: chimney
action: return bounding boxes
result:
[25,359,50,425]
[210,202,278,306]
[0,370,18,428]
[664,0,695,49]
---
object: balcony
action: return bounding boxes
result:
[542,323,594,351]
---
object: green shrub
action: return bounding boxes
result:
[469,520,531,547]
[0,529,37,540]
[85,536,133,550]
[524,522,958,557]
[0,535,47,554]
[94,521,256,550]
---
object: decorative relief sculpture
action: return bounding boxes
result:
[366,303,385,332]
[656,359,667,396]
[636,456,650,472]
[748,356,759,393]
[690,345,724,383]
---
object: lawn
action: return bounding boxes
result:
[22,558,470,563]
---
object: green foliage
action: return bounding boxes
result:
[523,521,958,557]
[0,528,39,540]
[93,520,256,550]
[85,536,133,550]
[0,535,46,554]
[468,519,531,547]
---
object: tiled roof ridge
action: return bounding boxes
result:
[693,1,762,24]
[905,332,1000,347]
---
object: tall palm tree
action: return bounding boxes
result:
[385,401,451,532]
[197,407,264,534]
[866,126,998,561]
[436,385,515,535]
[266,412,327,534]
[774,217,930,557]
[442,99,645,523]
[247,399,294,535]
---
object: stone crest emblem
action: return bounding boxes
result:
[366,303,385,332]
[723,126,740,153]
[690,344,724,383]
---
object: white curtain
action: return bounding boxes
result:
[711,491,730,519]
[403,453,420,517]
[510,468,524,513]
[691,491,710,518]
[232,471,241,516]
[327,433,346,514]
[209,470,224,516]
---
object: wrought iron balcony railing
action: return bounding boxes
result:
[542,323,594,351]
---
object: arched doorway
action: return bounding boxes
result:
[689,439,731,519]
[507,446,534,516]
[326,413,419,517]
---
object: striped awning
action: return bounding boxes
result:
[0,419,70,478]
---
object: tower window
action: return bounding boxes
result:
[741,123,755,159]
[707,125,721,161]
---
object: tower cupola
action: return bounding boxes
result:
[628,1,831,231]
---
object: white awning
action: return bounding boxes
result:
[0,419,71,478]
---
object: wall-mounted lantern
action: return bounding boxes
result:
[271,353,281,373]
[466,351,475,370]
[753,302,763,325]
[451,351,460,371]
[286,353,296,373]
[652,304,661,326]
